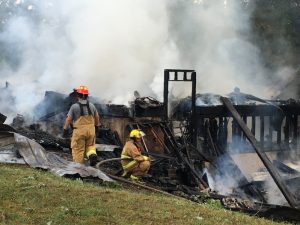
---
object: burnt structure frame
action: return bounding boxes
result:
[163,69,197,145]
[221,97,300,208]
[196,104,300,151]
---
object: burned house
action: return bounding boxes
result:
[1,69,300,221]
[164,69,300,218]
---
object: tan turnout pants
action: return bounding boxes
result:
[130,161,150,177]
[71,115,96,164]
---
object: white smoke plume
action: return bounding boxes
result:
[0,0,296,119]
[0,0,173,109]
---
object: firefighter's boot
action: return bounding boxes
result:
[89,154,98,166]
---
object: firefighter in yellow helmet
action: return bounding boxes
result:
[121,129,151,180]
[63,85,100,166]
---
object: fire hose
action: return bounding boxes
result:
[95,156,154,169]
[95,157,183,199]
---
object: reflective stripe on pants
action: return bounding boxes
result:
[121,154,138,171]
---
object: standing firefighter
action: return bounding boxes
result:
[121,129,151,180]
[63,85,100,166]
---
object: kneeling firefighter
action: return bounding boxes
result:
[63,85,100,166]
[121,129,151,180]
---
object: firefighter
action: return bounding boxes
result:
[121,129,151,180]
[63,85,100,166]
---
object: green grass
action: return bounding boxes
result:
[0,164,292,225]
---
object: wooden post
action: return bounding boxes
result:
[242,116,247,142]
[251,116,256,136]
[163,70,169,120]
[284,115,291,147]
[191,71,197,147]
[269,116,273,149]
[293,115,298,148]
[260,116,265,148]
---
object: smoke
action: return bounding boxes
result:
[208,143,300,205]
[167,0,278,100]
[0,0,296,119]
[0,83,17,118]
[206,163,241,196]
[0,0,175,117]
[264,176,287,206]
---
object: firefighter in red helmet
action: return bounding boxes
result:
[63,85,100,166]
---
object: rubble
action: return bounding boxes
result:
[0,69,300,222]
[0,127,112,182]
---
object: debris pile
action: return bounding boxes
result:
[0,69,300,222]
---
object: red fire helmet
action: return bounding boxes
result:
[76,85,89,95]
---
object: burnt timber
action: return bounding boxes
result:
[221,97,299,208]
[165,69,300,212]
[172,96,300,153]
[192,104,300,150]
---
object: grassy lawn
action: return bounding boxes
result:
[0,164,292,225]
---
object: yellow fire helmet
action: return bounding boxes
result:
[129,129,146,138]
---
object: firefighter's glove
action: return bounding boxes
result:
[62,129,69,138]
[143,156,150,161]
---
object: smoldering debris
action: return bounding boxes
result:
[166,70,300,220]
[0,84,300,222]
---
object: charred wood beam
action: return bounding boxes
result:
[0,124,15,133]
[268,116,273,148]
[164,69,197,146]
[251,116,256,136]
[196,105,300,117]
[188,144,214,165]
[218,117,227,152]
[221,97,299,208]
[159,123,209,188]
[237,120,242,143]
[260,116,265,148]
[277,129,282,145]
[232,120,238,147]
[149,158,166,168]
[163,70,169,120]
[136,123,149,155]
[159,123,179,150]
[164,69,195,73]
[191,71,197,146]
[206,123,219,157]
[284,115,291,146]
[148,124,172,154]
[293,115,298,147]
[0,113,7,124]
[242,116,247,142]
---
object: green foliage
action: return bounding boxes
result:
[250,0,300,67]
